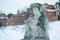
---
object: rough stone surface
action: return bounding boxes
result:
[23,3,49,40]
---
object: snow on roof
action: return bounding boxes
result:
[46,9,56,12]
[0,17,7,19]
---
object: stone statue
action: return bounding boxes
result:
[23,3,49,40]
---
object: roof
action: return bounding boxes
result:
[46,9,56,12]
[47,5,55,9]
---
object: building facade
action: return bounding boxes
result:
[55,0,60,20]
[0,12,7,26]
[43,3,58,22]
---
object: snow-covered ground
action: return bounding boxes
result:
[0,21,60,40]
[49,21,60,40]
[0,25,26,40]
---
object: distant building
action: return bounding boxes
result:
[6,15,16,26]
[15,10,29,25]
[55,0,60,20]
[43,3,58,22]
[0,12,7,26]
[6,10,30,25]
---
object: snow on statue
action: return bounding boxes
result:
[23,3,49,40]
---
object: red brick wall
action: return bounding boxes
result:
[46,12,58,21]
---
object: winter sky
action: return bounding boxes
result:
[0,0,59,14]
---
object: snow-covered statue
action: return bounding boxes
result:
[23,3,49,40]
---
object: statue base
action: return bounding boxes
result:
[23,36,49,40]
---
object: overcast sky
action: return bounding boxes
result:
[0,0,59,14]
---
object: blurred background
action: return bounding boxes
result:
[0,0,60,40]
